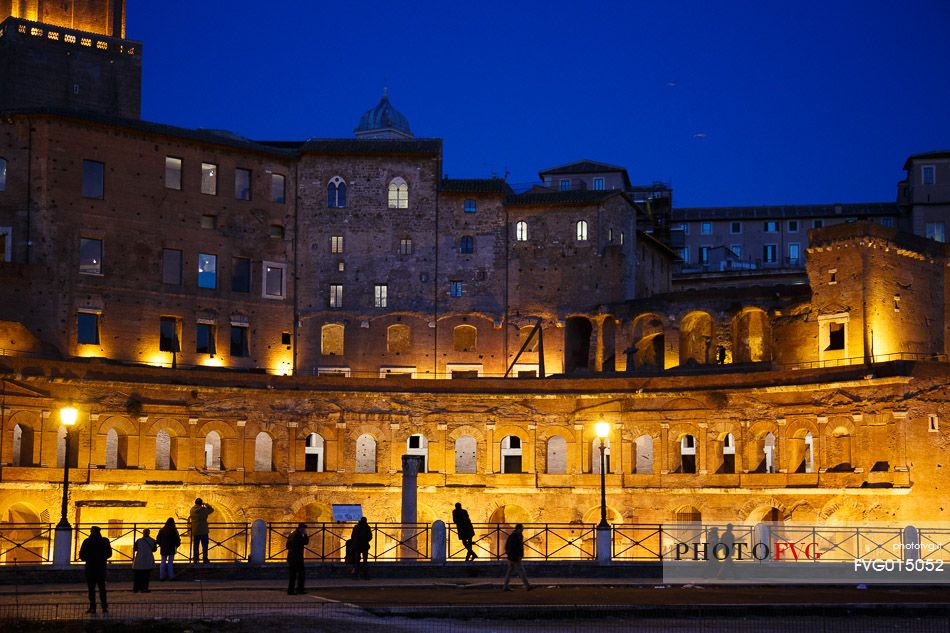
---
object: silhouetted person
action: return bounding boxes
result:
[350,517,373,579]
[78,525,113,614]
[189,498,214,563]
[719,523,736,579]
[132,528,157,592]
[157,518,181,580]
[287,523,309,595]
[452,502,477,561]
[717,345,727,364]
[502,523,531,591]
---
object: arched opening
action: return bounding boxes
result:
[518,326,539,352]
[752,432,776,473]
[788,429,815,474]
[674,505,702,523]
[630,314,665,371]
[387,324,411,354]
[254,432,274,472]
[204,431,222,470]
[733,308,771,363]
[677,434,696,474]
[388,177,408,209]
[500,435,523,474]
[104,428,128,469]
[453,324,477,352]
[56,426,78,468]
[454,435,476,474]
[305,433,324,472]
[406,434,428,473]
[546,435,567,474]
[634,435,653,474]
[565,316,592,373]
[489,504,530,525]
[12,423,34,467]
[575,220,588,241]
[4,503,45,563]
[321,323,344,356]
[327,176,347,208]
[515,221,528,241]
[827,426,853,472]
[155,428,176,470]
[591,437,611,474]
[679,311,713,366]
[716,432,736,474]
[355,434,377,473]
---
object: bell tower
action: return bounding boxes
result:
[0,0,141,118]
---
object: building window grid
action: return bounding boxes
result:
[79,238,102,275]
[330,235,344,254]
[730,222,742,234]
[198,253,217,289]
[592,177,605,190]
[230,325,249,357]
[515,221,528,241]
[327,177,347,208]
[388,177,408,208]
[399,238,413,255]
[235,168,252,201]
[922,165,936,185]
[271,173,286,203]
[200,163,217,195]
[449,281,463,297]
[459,235,474,254]
[374,284,388,308]
[165,157,182,190]
[77,312,100,345]
[701,222,712,235]
[82,160,104,199]
[263,262,286,299]
[464,199,476,213]
[329,284,343,308]
[576,220,588,241]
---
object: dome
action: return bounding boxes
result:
[354,89,413,139]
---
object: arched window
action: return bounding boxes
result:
[720,433,736,474]
[634,434,653,474]
[388,177,408,209]
[500,435,523,473]
[321,323,344,356]
[327,176,347,208]
[0,157,6,191]
[546,435,566,474]
[453,324,477,352]
[803,432,814,474]
[355,434,377,473]
[104,428,128,469]
[679,434,696,474]
[459,235,474,254]
[407,434,428,473]
[576,220,588,241]
[386,323,411,354]
[155,428,175,470]
[763,432,776,473]
[254,432,273,472]
[454,435,476,473]
[675,505,702,523]
[515,221,528,241]
[592,437,611,474]
[56,426,78,469]
[12,423,33,467]
[305,433,325,472]
[204,431,222,470]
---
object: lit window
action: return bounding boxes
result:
[459,235,474,254]
[330,235,344,253]
[922,165,935,185]
[165,157,181,190]
[559,178,570,191]
[196,323,216,355]
[82,160,104,199]
[159,316,181,353]
[730,222,741,234]
[271,173,286,203]
[388,177,408,209]
[263,262,286,299]
[201,214,217,229]
[235,168,251,200]
[230,324,249,357]
[329,284,343,308]
[374,284,388,308]
[77,312,100,345]
[788,243,800,264]
[198,253,217,289]
[926,222,945,242]
[730,244,742,257]
[450,280,463,297]
[516,221,528,241]
[576,220,588,241]
[80,238,102,275]
[399,238,413,255]
[464,199,476,213]
[161,249,182,285]
[608,228,614,242]
[678,247,689,263]
[764,221,779,232]
[619,232,624,245]
[231,257,251,292]
[763,244,777,263]
[699,246,709,264]
[788,220,799,232]
[327,176,347,208]
[592,177,605,190]
[701,222,711,234]
[201,163,217,195]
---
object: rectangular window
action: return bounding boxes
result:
[880,217,894,228]
[450,280,463,297]
[813,219,824,229]
[161,248,182,285]
[788,243,800,263]
[79,238,102,275]
[730,222,741,234]
[159,316,181,352]
[201,163,217,195]
[0,157,6,191]
[165,157,182,190]
[730,244,742,257]
[678,247,689,263]
[699,246,709,264]
[763,244,777,263]
[196,323,216,355]
[827,321,845,350]
[263,262,286,298]
[231,257,251,292]
[82,160,104,199]
[559,178,570,191]
[200,214,217,229]
[592,177,605,190]
[198,253,217,289]
[329,284,343,308]
[374,284,388,308]
[764,221,779,232]
[399,238,412,255]
[230,324,249,357]
[464,198,476,213]
[701,222,712,235]
[235,168,251,200]
[77,312,100,345]
[788,220,799,232]
[922,165,936,185]
[271,173,286,203]
[926,222,945,242]
[330,235,344,254]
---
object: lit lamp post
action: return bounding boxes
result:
[594,421,611,563]
[53,406,77,568]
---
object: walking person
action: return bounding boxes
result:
[78,525,113,614]
[189,497,214,563]
[502,523,532,591]
[452,502,477,561]
[286,523,309,595]
[132,528,158,593]
[350,517,373,579]
[157,518,181,580]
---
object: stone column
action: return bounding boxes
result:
[52,526,72,569]
[249,519,266,565]
[660,423,670,474]
[401,454,423,559]
[697,422,708,475]
[431,520,447,564]
[776,418,787,474]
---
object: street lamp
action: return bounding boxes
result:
[57,406,78,529]
[595,421,610,529]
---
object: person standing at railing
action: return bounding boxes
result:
[286,523,309,595]
[452,502,478,561]
[189,498,214,564]
[132,528,158,593]
[157,518,181,581]
[502,523,532,591]
[350,517,373,579]
[78,525,113,614]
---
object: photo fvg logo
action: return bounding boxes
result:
[673,541,822,561]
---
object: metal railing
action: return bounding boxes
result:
[783,351,947,371]
[72,522,248,563]
[265,522,430,562]
[449,523,597,561]
[0,522,52,564]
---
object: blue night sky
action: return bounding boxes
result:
[127,1,950,207]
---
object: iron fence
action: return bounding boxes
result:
[72,522,248,563]
[0,522,52,564]
[265,522,430,562]
[449,523,597,561]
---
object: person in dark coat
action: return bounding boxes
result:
[452,502,477,561]
[350,517,373,579]
[286,523,309,595]
[157,518,181,580]
[502,523,531,591]
[78,525,113,614]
